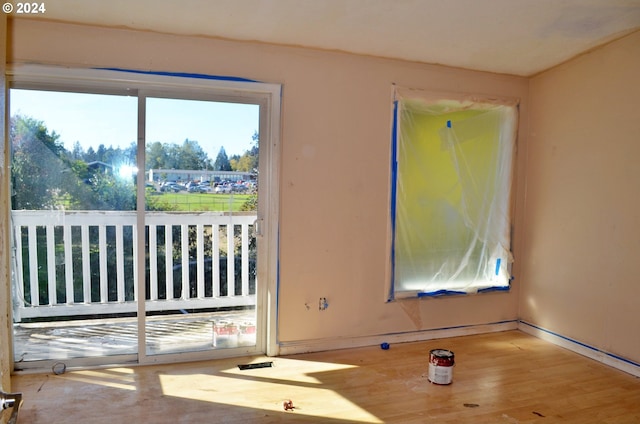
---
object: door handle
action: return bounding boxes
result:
[254,218,264,237]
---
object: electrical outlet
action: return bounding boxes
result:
[319,297,328,311]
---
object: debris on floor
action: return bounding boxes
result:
[52,362,66,375]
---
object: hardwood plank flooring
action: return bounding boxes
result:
[8,331,640,423]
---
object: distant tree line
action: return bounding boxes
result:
[10,114,259,211]
[147,131,258,174]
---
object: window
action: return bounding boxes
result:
[390,89,518,299]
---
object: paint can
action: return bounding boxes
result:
[428,349,455,385]
[212,321,239,348]
[238,322,257,346]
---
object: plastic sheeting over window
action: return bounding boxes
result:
[390,89,518,299]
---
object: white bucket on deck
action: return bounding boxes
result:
[428,349,455,385]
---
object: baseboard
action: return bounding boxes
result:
[518,321,640,378]
[277,320,518,355]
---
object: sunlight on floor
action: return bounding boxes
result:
[219,358,356,384]
[159,358,384,423]
[60,368,137,392]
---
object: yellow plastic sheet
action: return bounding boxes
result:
[392,92,517,297]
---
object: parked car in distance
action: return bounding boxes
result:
[231,184,248,193]
[187,185,204,193]
[214,184,232,194]
[160,182,183,192]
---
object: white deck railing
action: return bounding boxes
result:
[11,210,257,321]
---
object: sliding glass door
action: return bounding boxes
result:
[10,89,139,365]
[8,67,279,370]
[142,95,261,357]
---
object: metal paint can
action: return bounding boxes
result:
[238,322,257,346]
[212,321,239,348]
[428,349,455,384]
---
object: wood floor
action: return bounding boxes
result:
[8,330,640,424]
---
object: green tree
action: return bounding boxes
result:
[95,144,107,162]
[71,141,83,160]
[122,142,137,165]
[232,153,258,173]
[179,139,210,170]
[100,145,123,166]
[10,115,68,209]
[239,130,259,172]
[146,141,169,170]
[213,146,232,171]
[11,114,141,211]
[229,131,260,172]
[164,143,181,169]
[87,171,137,210]
[85,146,97,162]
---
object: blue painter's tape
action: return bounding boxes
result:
[495,258,502,276]
[447,120,452,128]
[276,229,281,344]
[519,321,640,369]
[95,67,260,83]
[417,289,467,298]
[414,285,511,297]
[478,285,510,293]
[388,100,399,302]
[433,319,517,332]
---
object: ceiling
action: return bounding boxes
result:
[14,0,640,76]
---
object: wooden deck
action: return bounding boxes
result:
[10,330,640,423]
[13,309,256,364]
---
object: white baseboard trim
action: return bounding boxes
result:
[278,320,518,356]
[518,321,640,378]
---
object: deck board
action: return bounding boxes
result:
[13,309,256,362]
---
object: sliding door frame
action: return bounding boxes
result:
[6,65,281,370]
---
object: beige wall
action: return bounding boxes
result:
[5,20,528,348]
[523,31,640,364]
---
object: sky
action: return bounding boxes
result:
[9,89,260,159]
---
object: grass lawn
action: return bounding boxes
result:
[151,192,254,212]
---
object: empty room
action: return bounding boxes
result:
[1,1,639,423]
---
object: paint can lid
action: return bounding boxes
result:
[430,349,454,358]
